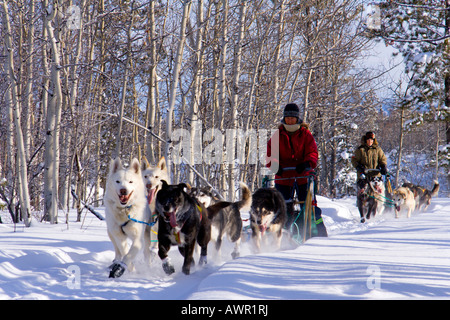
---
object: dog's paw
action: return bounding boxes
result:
[199,255,207,266]
[182,265,191,275]
[109,262,127,278]
[162,259,175,275]
[360,217,365,223]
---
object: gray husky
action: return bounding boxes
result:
[191,182,252,259]
[250,188,287,252]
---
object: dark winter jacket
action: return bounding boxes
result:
[351,136,387,178]
[266,123,318,186]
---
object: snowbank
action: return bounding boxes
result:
[0,196,449,300]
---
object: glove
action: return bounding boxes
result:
[295,162,310,174]
[356,164,365,173]
[380,165,387,175]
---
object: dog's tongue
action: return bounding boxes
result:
[260,225,267,235]
[119,194,129,205]
[147,188,156,205]
[169,212,177,228]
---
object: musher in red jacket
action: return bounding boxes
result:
[266,103,327,237]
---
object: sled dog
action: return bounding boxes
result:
[369,176,386,217]
[250,188,287,252]
[356,176,385,223]
[392,187,416,219]
[191,182,252,259]
[141,156,169,212]
[156,181,211,275]
[141,156,169,246]
[402,180,439,211]
[104,158,152,278]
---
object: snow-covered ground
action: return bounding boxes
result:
[1,196,449,300]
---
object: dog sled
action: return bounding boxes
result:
[262,168,327,245]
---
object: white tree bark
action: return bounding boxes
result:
[115,8,134,159]
[228,0,247,200]
[145,0,158,164]
[165,0,192,182]
[2,0,32,227]
[188,0,206,183]
[43,0,64,224]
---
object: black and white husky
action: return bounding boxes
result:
[155,181,211,275]
[357,175,386,223]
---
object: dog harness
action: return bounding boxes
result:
[171,202,204,245]
[119,204,157,234]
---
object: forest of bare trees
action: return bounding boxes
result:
[1,0,449,226]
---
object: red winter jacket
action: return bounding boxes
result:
[266,124,318,186]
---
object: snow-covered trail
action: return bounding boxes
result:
[0,197,449,300]
[189,198,450,299]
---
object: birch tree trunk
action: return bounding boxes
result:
[94,0,106,206]
[2,0,32,227]
[228,0,247,199]
[115,8,134,159]
[188,0,206,184]
[165,0,192,182]
[218,0,229,199]
[272,0,285,107]
[145,0,158,164]
[61,0,85,211]
[43,0,64,224]
[23,0,35,163]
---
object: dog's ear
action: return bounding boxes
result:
[178,183,189,193]
[141,156,150,170]
[158,157,166,171]
[130,158,141,174]
[161,180,169,189]
[110,158,123,174]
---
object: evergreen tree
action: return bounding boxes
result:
[369,0,450,184]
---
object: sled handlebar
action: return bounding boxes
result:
[359,169,382,180]
[283,166,313,172]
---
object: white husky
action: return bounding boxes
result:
[104,157,152,278]
[141,156,170,247]
[392,187,416,219]
[141,156,170,212]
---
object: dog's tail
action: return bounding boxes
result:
[236,182,252,211]
[430,180,440,197]
[207,201,231,219]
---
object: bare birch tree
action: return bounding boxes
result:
[165,0,192,182]
[42,0,64,224]
[1,0,32,227]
